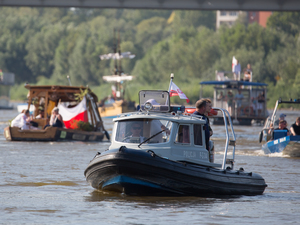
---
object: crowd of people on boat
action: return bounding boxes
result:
[268,114,300,139]
[11,107,64,130]
[232,60,253,81]
[216,89,265,117]
[11,109,36,130]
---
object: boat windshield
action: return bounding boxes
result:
[115,119,172,144]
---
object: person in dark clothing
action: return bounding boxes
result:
[204,98,213,137]
[193,99,210,150]
[269,120,290,139]
[290,117,300,136]
[50,107,64,128]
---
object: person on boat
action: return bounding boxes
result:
[274,113,286,127]
[233,60,241,80]
[217,91,225,108]
[290,117,300,136]
[217,91,225,101]
[235,89,244,115]
[269,120,290,139]
[243,63,252,73]
[251,96,257,116]
[193,99,210,150]
[105,95,115,104]
[244,71,251,82]
[11,109,31,130]
[204,98,213,137]
[226,91,234,115]
[142,99,171,143]
[124,122,145,143]
[257,92,265,116]
[35,109,44,119]
[49,107,64,128]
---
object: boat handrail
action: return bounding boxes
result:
[116,110,205,122]
[266,98,300,129]
[269,100,279,128]
[213,107,236,170]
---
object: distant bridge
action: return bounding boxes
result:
[0,0,299,11]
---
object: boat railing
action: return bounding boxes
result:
[213,107,236,170]
[117,110,205,122]
[267,99,300,130]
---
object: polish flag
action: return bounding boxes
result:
[169,82,190,103]
[58,97,88,129]
[232,56,237,72]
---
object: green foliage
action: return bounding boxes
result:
[74,88,89,101]
[267,12,300,37]
[1,8,299,108]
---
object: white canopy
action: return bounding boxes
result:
[103,75,134,83]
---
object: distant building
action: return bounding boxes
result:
[216,11,242,29]
[216,11,272,29]
[248,11,272,27]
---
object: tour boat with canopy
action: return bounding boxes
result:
[4,84,109,142]
[200,71,268,125]
[84,75,267,196]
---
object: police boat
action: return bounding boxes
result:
[84,90,267,196]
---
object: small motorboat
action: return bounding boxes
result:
[260,98,300,157]
[84,78,267,196]
[4,84,109,142]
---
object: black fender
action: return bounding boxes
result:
[258,130,263,143]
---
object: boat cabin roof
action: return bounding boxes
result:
[200,80,267,87]
[24,84,98,102]
[113,111,206,125]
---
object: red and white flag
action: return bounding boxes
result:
[58,97,88,129]
[169,82,190,103]
[232,56,237,72]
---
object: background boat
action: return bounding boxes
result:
[200,71,268,125]
[98,30,136,118]
[4,84,109,142]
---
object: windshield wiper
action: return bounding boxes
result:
[138,130,165,148]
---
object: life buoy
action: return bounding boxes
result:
[185,108,196,114]
[243,106,253,115]
[184,108,218,116]
[208,109,218,116]
[258,130,263,143]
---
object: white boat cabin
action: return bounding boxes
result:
[109,90,236,168]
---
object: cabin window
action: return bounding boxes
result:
[175,125,190,144]
[193,124,203,146]
[115,119,172,144]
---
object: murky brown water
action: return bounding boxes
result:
[1,109,300,224]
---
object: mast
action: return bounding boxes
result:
[113,29,118,75]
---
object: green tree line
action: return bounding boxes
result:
[0,8,299,107]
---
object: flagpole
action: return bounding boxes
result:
[166,73,174,105]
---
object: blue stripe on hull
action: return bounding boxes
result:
[262,136,300,154]
[102,175,183,195]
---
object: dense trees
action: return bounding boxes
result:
[1,8,299,107]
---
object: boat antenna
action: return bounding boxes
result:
[113,29,118,75]
[166,73,174,105]
[118,29,123,76]
[67,76,72,86]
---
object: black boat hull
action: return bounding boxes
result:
[84,147,267,196]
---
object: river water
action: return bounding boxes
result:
[1,109,299,225]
